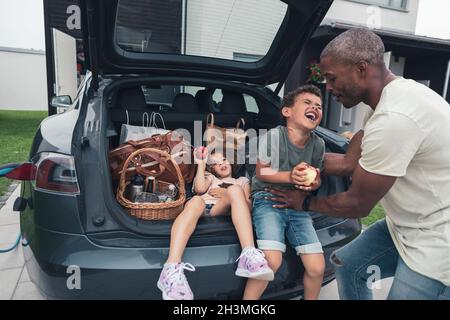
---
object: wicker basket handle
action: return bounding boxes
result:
[117,148,186,203]
[135,150,178,179]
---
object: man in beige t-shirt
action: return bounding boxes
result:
[360,76,450,289]
[267,28,450,300]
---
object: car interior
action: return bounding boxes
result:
[104,83,348,227]
[106,83,276,201]
[107,85,268,140]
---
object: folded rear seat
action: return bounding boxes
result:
[110,87,257,138]
[195,89,218,112]
[150,90,256,134]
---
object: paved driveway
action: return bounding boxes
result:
[1,184,392,300]
[0,185,44,300]
[318,277,393,300]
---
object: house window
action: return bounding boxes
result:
[347,0,408,10]
[233,52,264,63]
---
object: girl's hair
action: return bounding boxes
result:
[206,163,218,177]
[206,152,237,178]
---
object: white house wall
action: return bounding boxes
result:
[0,49,47,110]
[185,0,286,60]
[324,0,420,33]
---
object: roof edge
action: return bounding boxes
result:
[0,46,46,55]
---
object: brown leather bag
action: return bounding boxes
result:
[109,132,196,184]
[204,113,246,163]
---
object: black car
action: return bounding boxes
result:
[11,0,360,299]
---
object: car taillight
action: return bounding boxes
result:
[5,163,36,180]
[32,153,80,195]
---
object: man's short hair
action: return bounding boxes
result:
[281,85,322,124]
[320,28,385,66]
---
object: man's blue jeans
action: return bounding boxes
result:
[331,219,450,300]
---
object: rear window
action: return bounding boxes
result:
[140,85,260,113]
[115,0,288,62]
[244,94,258,113]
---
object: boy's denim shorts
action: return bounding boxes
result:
[252,191,323,255]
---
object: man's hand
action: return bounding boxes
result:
[291,163,321,192]
[208,188,227,199]
[265,187,307,210]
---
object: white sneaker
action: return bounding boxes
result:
[235,247,274,281]
[157,262,196,300]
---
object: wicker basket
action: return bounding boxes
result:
[116,148,186,220]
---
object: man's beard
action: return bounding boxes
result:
[341,84,363,108]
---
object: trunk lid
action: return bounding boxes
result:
[80,0,333,87]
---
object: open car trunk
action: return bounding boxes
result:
[79,77,351,245]
[74,0,340,244]
[97,77,273,243]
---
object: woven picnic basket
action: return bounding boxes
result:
[116,148,186,220]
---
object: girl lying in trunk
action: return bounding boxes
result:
[157,147,273,300]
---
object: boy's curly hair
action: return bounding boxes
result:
[281,85,323,125]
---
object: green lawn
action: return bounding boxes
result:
[0,110,48,197]
[362,203,386,226]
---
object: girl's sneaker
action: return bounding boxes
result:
[235,247,274,281]
[157,262,196,300]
